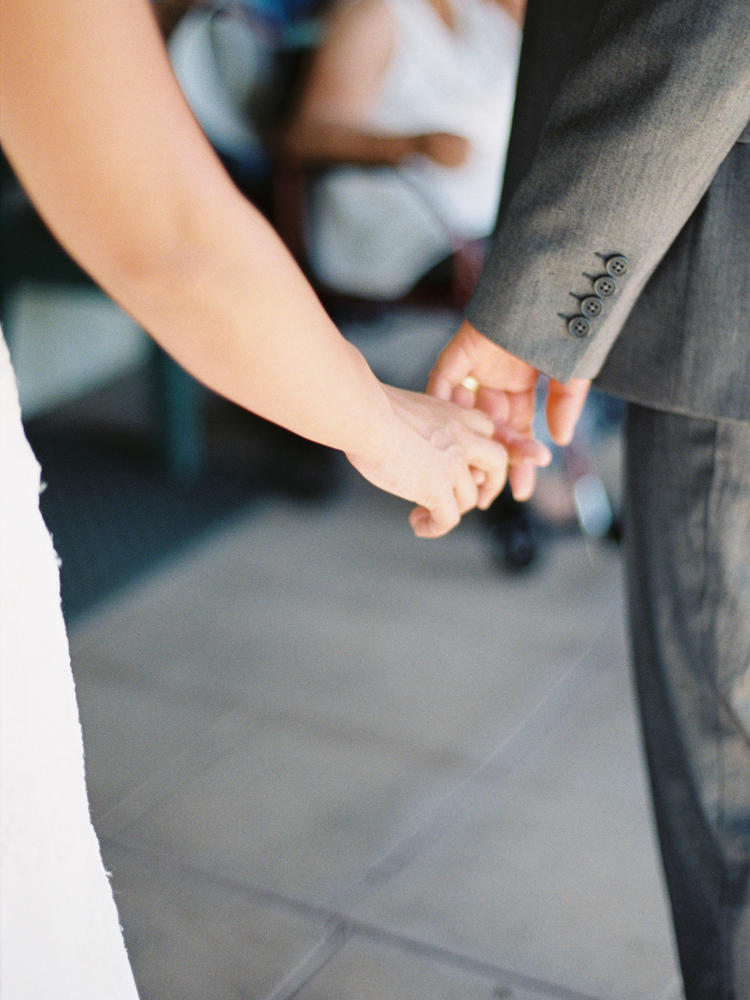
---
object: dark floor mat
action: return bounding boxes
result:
[25,429,264,621]
[26,404,342,622]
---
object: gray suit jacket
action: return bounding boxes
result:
[466,0,750,422]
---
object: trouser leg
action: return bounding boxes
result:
[624,403,750,1000]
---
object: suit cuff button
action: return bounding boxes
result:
[606,254,629,277]
[581,295,603,318]
[568,315,592,338]
[594,275,617,297]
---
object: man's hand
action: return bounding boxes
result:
[427,320,590,500]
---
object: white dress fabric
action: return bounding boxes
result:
[0,332,139,1000]
[308,0,521,297]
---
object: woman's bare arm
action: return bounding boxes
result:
[0,0,519,535]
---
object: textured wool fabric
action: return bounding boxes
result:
[624,404,750,1000]
[463,2,750,994]
[467,0,750,412]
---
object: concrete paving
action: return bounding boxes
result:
[68,449,683,1000]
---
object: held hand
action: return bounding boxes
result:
[416,132,471,168]
[427,320,589,500]
[346,385,511,538]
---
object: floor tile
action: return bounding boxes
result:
[64,436,673,1000]
[480,604,644,799]
[101,840,328,1000]
[74,664,240,820]
[70,486,624,770]
[115,717,473,902]
[342,306,461,392]
[349,626,680,1000]
[348,801,677,1000]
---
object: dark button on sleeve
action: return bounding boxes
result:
[568,315,592,338]
[606,255,629,277]
[593,275,617,297]
[581,295,603,318]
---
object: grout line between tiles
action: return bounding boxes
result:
[94,596,620,848]
[338,918,606,1000]
[262,921,351,1000]
[104,837,604,1000]
[324,609,620,913]
[268,916,606,1000]
[103,834,349,926]
[93,704,261,839]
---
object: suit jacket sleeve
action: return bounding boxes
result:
[466,0,750,384]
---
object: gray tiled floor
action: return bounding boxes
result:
[69,457,683,1000]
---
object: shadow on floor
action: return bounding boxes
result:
[25,372,342,619]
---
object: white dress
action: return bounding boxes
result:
[308,0,521,298]
[0,332,139,1000]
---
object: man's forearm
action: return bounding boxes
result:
[467,0,750,384]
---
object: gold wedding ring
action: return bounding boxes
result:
[460,375,480,393]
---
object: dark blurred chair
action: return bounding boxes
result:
[271,155,487,317]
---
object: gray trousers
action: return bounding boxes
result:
[624,404,750,1000]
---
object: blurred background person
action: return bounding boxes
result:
[282,0,525,300]
[280,0,556,571]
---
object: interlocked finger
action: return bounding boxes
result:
[452,461,481,515]
[410,492,462,538]
[463,433,510,510]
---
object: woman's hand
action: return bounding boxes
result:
[346,385,510,538]
[428,321,581,500]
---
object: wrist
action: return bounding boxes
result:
[344,382,403,466]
